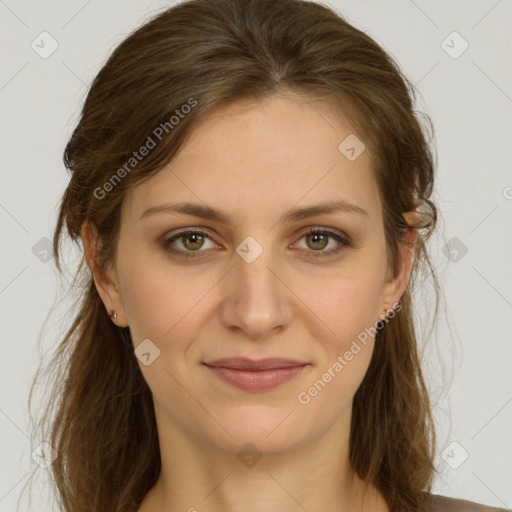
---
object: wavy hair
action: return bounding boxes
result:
[26,0,442,510]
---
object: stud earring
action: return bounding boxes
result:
[109,309,117,320]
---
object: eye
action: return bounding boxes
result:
[162,227,352,259]
[292,228,352,259]
[163,229,217,258]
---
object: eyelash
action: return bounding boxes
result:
[162,227,352,260]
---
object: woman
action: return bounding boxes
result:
[28,0,510,511]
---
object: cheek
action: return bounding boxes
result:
[118,248,191,343]
[119,261,208,396]
[295,271,382,419]
[309,263,385,345]
[119,251,222,367]
[297,256,385,396]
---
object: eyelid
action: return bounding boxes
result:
[290,227,352,259]
[162,227,219,251]
[294,225,350,244]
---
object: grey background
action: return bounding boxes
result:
[0,0,511,510]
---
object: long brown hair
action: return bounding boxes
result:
[26,0,442,510]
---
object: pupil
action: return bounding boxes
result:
[309,233,327,250]
[186,233,203,249]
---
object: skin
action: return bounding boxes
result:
[82,90,417,512]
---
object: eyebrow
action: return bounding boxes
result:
[140,199,369,223]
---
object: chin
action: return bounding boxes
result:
[199,404,316,457]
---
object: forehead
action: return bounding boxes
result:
[122,91,380,226]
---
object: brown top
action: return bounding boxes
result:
[419,493,511,512]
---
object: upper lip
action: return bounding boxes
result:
[203,358,308,370]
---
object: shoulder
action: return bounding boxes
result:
[418,493,511,512]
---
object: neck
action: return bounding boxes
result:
[138,406,389,512]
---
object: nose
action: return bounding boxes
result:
[219,242,293,340]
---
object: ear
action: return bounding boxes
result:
[379,211,419,315]
[81,220,129,327]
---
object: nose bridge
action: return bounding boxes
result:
[220,234,291,338]
[236,236,278,295]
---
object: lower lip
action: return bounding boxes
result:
[204,364,308,391]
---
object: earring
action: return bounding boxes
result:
[109,309,117,320]
[379,309,388,321]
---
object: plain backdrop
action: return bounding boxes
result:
[0,0,511,510]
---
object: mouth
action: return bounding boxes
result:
[202,358,310,391]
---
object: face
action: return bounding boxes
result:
[84,91,415,455]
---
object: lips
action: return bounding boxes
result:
[203,357,307,370]
[203,358,309,391]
